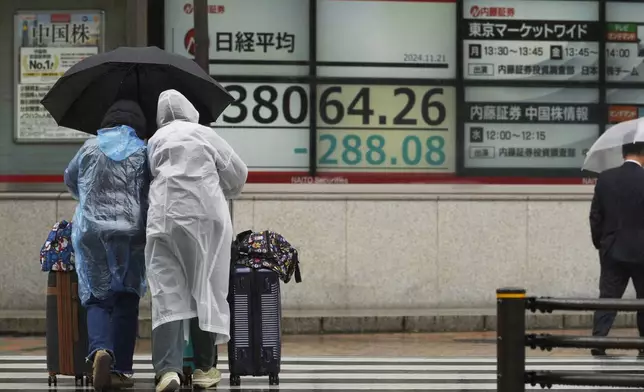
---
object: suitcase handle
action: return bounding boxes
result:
[71,283,79,343]
[238,348,248,360]
[262,348,273,363]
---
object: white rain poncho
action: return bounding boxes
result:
[145,90,248,344]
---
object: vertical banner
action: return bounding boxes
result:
[14,11,104,142]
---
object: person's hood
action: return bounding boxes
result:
[96,126,146,162]
[100,99,147,137]
[157,89,200,128]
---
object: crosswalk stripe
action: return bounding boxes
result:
[2,355,643,363]
[0,372,501,380]
[0,355,642,391]
[0,382,637,390]
[3,363,644,371]
[2,354,643,365]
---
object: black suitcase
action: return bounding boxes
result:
[227,266,281,386]
[45,271,92,387]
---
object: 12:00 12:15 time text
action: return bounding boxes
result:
[484,130,546,141]
[317,130,448,171]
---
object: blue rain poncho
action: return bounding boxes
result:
[64,100,150,305]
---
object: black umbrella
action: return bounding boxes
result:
[41,46,233,137]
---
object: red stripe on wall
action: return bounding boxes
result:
[253,172,594,185]
[0,172,595,186]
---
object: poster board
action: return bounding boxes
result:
[14,11,105,143]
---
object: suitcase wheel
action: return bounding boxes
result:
[47,375,57,387]
[230,374,241,386]
[181,366,193,386]
[269,373,279,386]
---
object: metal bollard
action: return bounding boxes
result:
[497,288,526,392]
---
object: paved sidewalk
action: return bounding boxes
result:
[4,309,639,335]
[1,328,640,357]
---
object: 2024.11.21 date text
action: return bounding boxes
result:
[403,53,447,63]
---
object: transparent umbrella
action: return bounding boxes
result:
[582,118,644,173]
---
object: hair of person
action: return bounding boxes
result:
[622,142,644,157]
[100,100,147,140]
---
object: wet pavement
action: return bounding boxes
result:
[2,328,641,357]
[0,329,642,390]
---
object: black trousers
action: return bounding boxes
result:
[593,259,644,337]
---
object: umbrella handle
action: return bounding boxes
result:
[121,64,141,105]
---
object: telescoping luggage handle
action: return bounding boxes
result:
[231,230,253,265]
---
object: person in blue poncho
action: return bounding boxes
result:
[64,100,150,391]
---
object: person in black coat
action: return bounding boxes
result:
[589,141,644,356]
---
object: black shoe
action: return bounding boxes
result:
[591,348,607,357]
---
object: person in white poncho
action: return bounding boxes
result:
[145,89,248,392]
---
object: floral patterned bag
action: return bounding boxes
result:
[232,230,302,284]
[40,220,75,272]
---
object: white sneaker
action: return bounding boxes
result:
[193,368,222,389]
[156,372,180,392]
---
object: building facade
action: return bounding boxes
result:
[2,0,633,317]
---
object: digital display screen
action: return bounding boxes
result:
[121,0,614,184]
[317,0,456,79]
[164,0,309,76]
[316,85,455,173]
[464,87,600,168]
[213,82,310,172]
[463,0,600,81]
